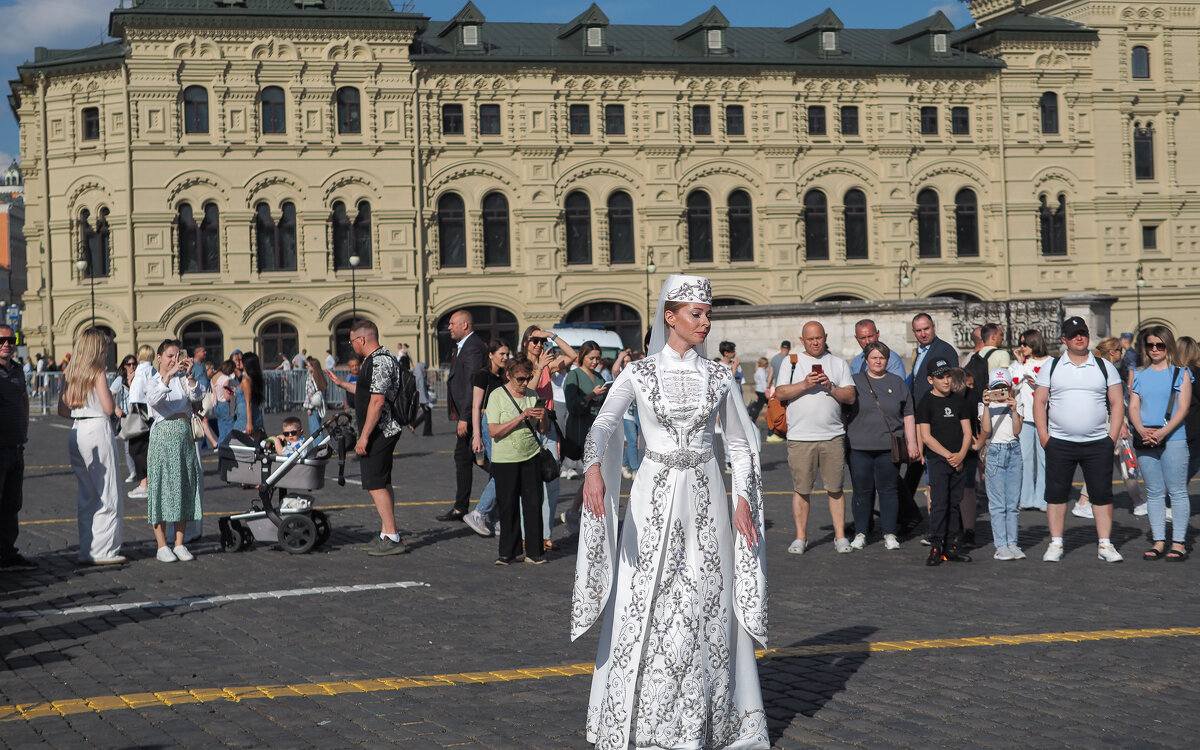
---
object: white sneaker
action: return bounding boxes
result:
[124,474,136,483]
[994,546,1017,561]
[1042,541,1064,562]
[172,545,194,562]
[1097,542,1124,563]
[883,534,900,550]
[128,486,148,499]
[155,546,176,563]
[621,467,634,480]
[1010,545,1027,560]
[850,533,866,550]
[1133,501,1148,517]
[787,538,807,555]
[463,510,492,537]
[765,434,785,443]
[566,468,580,480]
[834,537,853,554]
[1072,502,1094,519]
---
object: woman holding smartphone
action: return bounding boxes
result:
[486,357,549,565]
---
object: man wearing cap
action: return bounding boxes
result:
[1034,317,1126,563]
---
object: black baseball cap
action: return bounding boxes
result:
[1062,317,1089,339]
[930,358,953,377]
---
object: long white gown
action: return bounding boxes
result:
[572,345,769,750]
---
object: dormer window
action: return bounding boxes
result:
[821,31,837,52]
[707,29,724,51]
[462,24,479,47]
[933,33,948,54]
[587,26,604,48]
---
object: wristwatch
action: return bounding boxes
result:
[548,332,557,342]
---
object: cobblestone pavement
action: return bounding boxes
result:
[3,414,1199,748]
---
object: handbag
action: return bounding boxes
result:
[862,374,907,464]
[1132,366,1178,451]
[119,404,151,439]
[190,415,206,441]
[502,387,559,482]
[765,357,799,438]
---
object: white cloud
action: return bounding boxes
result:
[0,0,115,58]
[928,3,974,27]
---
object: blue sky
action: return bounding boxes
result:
[0,0,974,166]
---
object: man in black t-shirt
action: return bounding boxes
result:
[0,324,31,568]
[915,358,973,565]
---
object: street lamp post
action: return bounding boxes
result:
[897,260,911,301]
[75,258,95,329]
[349,254,361,325]
[645,250,656,335]
[1135,261,1146,331]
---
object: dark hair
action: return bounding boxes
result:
[577,340,601,366]
[981,323,1002,343]
[156,338,182,356]
[718,341,736,356]
[119,354,138,386]
[350,319,378,339]
[912,312,933,328]
[219,359,236,376]
[1138,325,1177,366]
[520,324,543,355]
[862,341,891,361]
[398,355,411,371]
[1020,329,1048,357]
[306,356,328,391]
[241,352,265,407]
[484,339,509,374]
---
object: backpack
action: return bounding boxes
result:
[964,346,1000,403]
[392,366,420,426]
[1046,354,1112,415]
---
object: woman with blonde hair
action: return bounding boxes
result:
[125,343,156,500]
[304,356,328,437]
[58,328,124,565]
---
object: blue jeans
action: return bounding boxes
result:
[476,414,497,520]
[1139,439,1190,543]
[849,449,900,536]
[622,419,640,470]
[1018,421,1046,510]
[984,440,1022,549]
[215,400,237,446]
[307,411,322,440]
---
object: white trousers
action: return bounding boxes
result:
[69,418,124,561]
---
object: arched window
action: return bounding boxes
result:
[607,191,634,264]
[1040,195,1068,256]
[843,189,868,260]
[437,193,467,267]
[1134,124,1155,180]
[1132,46,1150,79]
[179,203,219,273]
[336,87,361,134]
[261,86,286,134]
[353,201,372,267]
[434,306,518,365]
[563,302,643,352]
[686,191,713,263]
[255,202,297,271]
[330,200,372,270]
[565,191,592,265]
[482,193,510,267]
[954,189,979,257]
[79,208,111,278]
[1039,92,1058,135]
[728,190,753,262]
[183,86,209,134]
[258,319,298,369]
[180,320,224,364]
[917,189,941,258]
[803,190,828,261]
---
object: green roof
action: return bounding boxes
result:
[18,42,127,74]
[952,12,1099,50]
[110,0,424,36]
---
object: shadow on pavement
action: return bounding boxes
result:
[760,624,876,744]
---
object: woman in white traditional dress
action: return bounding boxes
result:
[574,274,769,750]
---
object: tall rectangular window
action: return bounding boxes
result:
[1142,224,1158,250]
[840,106,858,136]
[569,104,590,135]
[81,107,100,141]
[1134,126,1155,180]
[693,105,712,136]
[807,105,826,136]
[604,104,625,135]
[951,106,970,135]
[442,104,464,135]
[920,106,938,135]
[479,104,501,135]
[725,105,744,136]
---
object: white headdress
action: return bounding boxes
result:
[648,274,712,358]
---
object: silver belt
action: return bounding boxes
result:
[644,447,713,470]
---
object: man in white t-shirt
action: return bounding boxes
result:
[773,321,856,555]
[1033,316,1126,563]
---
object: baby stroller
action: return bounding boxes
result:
[217,412,355,554]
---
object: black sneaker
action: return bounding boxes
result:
[435,508,466,522]
[926,546,944,566]
[944,546,973,563]
[367,537,408,556]
[0,553,36,569]
[961,529,977,549]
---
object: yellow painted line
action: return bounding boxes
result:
[2,626,1198,723]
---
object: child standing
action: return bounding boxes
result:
[916,359,973,565]
[978,368,1024,560]
[748,357,769,421]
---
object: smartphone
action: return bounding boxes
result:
[535,398,547,409]
[811,363,824,375]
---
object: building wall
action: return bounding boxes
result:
[11,1,1200,364]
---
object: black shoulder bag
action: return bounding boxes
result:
[502,388,560,482]
[1132,366,1179,451]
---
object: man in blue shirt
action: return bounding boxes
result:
[849,319,906,379]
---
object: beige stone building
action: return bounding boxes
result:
[7,0,1199,366]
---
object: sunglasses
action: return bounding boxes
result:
[513,376,531,383]
[1146,342,1167,351]
[0,336,15,346]
[282,430,301,437]
[529,337,547,345]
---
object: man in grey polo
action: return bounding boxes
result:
[0,324,32,568]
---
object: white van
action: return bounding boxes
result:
[548,325,626,361]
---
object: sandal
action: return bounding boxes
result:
[543,540,559,552]
[1143,545,1167,561]
[1166,546,1189,562]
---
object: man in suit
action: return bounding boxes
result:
[437,309,489,522]
[900,312,961,530]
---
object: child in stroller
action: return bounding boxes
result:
[268,416,311,459]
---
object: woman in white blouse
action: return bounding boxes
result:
[145,339,206,563]
[126,344,155,500]
[58,328,124,565]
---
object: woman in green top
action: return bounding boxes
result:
[563,341,609,459]
[486,357,549,565]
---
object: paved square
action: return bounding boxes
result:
[2,414,1198,748]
